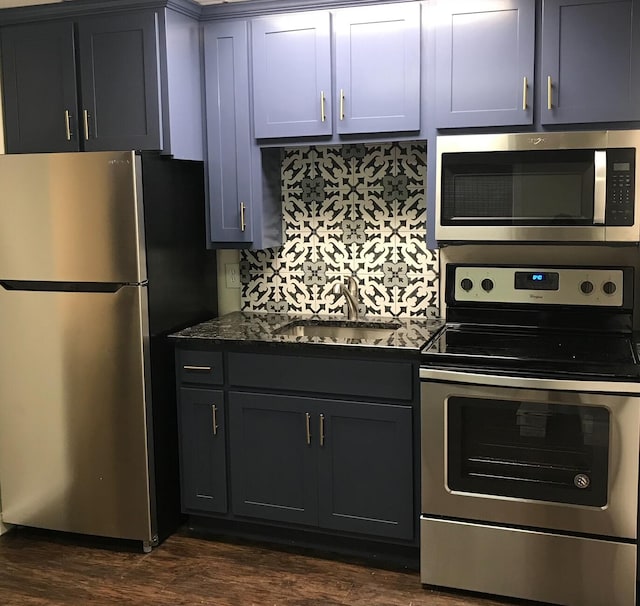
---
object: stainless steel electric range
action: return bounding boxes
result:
[419,245,640,606]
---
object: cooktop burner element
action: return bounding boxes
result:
[422,325,640,380]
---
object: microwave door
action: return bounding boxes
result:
[594,150,607,225]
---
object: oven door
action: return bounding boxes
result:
[420,368,640,540]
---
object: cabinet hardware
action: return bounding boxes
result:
[547,76,553,110]
[339,89,345,120]
[321,90,326,122]
[183,365,212,372]
[211,405,218,436]
[83,110,90,140]
[319,413,325,447]
[240,202,246,232]
[305,412,311,445]
[64,110,72,141]
[522,77,528,111]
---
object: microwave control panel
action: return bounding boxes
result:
[453,266,624,307]
[606,148,635,226]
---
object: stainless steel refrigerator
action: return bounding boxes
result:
[0,151,216,550]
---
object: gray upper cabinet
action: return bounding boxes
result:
[204,19,282,249]
[251,11,332,138]
[0,5,203,159]
[435,0,535,128]
[334,2,421,134]
[541,0,640,124]
[1,21,80,153]
[77,11,162,152]
[250,2,421,140]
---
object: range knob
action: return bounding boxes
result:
[603,281,617,295]
[460,278,473,292]
[481,278,494,292]
[580,280,594,294]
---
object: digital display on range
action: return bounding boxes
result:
[514,271,559,290]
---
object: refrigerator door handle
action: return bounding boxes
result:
[0,281,126,293]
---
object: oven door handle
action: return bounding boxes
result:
[419,367,640,395]
[593,150,607,225]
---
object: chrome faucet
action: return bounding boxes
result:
[332,277,360,321]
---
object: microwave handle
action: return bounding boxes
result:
[593,150,607,225]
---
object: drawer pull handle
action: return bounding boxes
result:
[183,365,212,372]
[522,76,528,111]
[64,110,72,141]
[547,76,553,110]
[319,413,325,447]
[240,202,246,232]
[212,405,218,436]
[305,412,311,445]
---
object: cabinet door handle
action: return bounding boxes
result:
[64,110,72,141]
[320,90,326,122]
[522,76,528,111]
[240,202,246,232]
[547,76,553,110]
[83,109,90,140]
[305,412,311,445]
[183,365,212,372]
[211,405,218,436]
[339,89,345,121]
[319,413,325,447]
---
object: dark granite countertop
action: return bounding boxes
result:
[170,311,444,353]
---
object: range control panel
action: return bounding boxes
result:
[453,266,625,307]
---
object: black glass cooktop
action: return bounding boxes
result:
[422,325,640,380]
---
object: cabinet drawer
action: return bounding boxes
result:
[177,350,223,385]
[227,352,412,401]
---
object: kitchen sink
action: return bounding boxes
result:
[273,319,402,340]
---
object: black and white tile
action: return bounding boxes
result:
[241,142,439,318]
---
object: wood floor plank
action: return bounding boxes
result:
[0,526,523,605]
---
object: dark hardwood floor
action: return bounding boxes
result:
[0,526,524,605]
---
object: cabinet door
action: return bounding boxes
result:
[334,3,421,134]
[1,21,80,153]
[178,388,228,514]
[77,11,162,151]
[541,0,640,124]
[204,21,253,245]
[228,392,318,525]
[317,401,414,540]
[252,12,332,138]
[435,0,535,128]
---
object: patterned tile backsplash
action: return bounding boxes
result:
[240,142,439,318]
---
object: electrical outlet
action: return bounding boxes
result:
[225,263,241,289]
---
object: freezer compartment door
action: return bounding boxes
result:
[0,151,146,283]
[0,284,153,541]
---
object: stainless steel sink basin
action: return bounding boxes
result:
[273,319,401,340]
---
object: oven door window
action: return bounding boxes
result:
[441,150,595,225]
[447,397,609,507]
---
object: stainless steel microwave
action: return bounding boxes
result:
[436,130,640,243]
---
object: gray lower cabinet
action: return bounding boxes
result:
[175,346,417,543]
[179,387,228,514]
[176,350,227,515]
[228,391,414,541]
[228,392,319,526]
